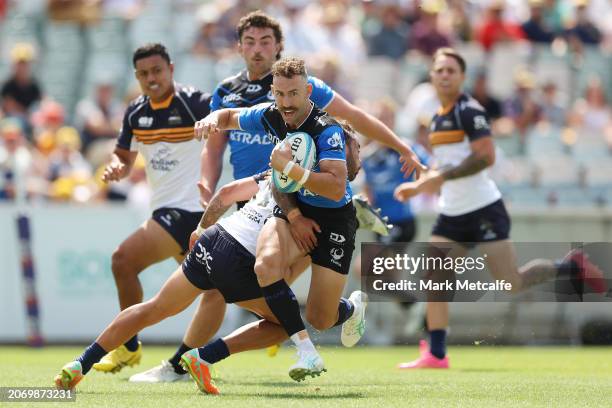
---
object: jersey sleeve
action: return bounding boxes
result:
[210,85,224,111]
[190,89,212,119]
[238,103,268,133]
[461,104,492,142]
[316,125,346,162]
[116,108,136,151]
[308,76,335,110]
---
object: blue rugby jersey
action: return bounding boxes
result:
[238,102,352,208]
[210,71,334,179]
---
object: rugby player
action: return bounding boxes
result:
[393,48,606,369]
[54,128,363,393]
[132,10,422,383]
[194,57,371,380]
[93,43,228,374]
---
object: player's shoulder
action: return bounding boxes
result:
[175,83,209,100]
[126,94,148,110]
[457,93,486,115]
[314,110,342,131]
[216,70,246,91]
[307,75,329,90]
[124,94,149,118]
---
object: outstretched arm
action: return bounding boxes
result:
[325,93,426,178]
[194,108,242,140]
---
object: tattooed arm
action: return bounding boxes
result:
[440,137,495,180]
[394,137,495,202]
[271,185,320,253]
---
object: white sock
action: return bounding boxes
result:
[290,333,317,354]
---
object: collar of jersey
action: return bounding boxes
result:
[437,93,463,115]
[149,92,174,110]
[246,69,272,82]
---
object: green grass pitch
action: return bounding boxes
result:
[1,345,611,407]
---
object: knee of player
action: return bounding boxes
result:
[254,254,283,282]
[111,248,131,277]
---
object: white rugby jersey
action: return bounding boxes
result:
[217,179,276,256]
[429,93,501,216]
[117,84,211,212]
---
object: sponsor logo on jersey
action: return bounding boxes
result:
[441,120,453,129]
[138,116,154,127]
[150,145,179,172]
[473,115,489,130]
[229,130,274,145]
[168,109,183,125]
[246,84,262,93]
[328,132,343,148]
[222,93,242,104]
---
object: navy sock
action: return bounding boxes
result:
[429,330,447,359]
[124,335,139,352]
[77,342,107,375]
[333,298,355,327]
[168,343,191,374]
[262,279,305,337]
[197,339,229,364]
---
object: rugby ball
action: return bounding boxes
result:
[272,132,317,193]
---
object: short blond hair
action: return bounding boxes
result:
[271,57,307,80]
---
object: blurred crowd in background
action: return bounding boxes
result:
[0,0,610,208]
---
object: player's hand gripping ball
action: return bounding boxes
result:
[271,132,317,193]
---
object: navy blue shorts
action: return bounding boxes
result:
[181,225,262,303]
[274,201,357,275]
[152,208,203,255]
[431,199,510,248]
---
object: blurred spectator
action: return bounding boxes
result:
[47,0,102,26]
[539,81,566,127]
[103,0,144,21]
[279,0,321,58]
[192,3,233,58]
[568,77,612,135]
[1,43,43,124]
[565,0,602,47]
[46,126,92,202]
[364,4,410,60]
[309,2,366,73]
[0,119,32,202]
[31,100,66,156]
[503,69,542,148]
[471,70,503,120]
[311,53,354,102]
[93,153,149,206]
[521,0,556,44]
[74,81,123,158]
[410,0,451,57]
[475,0,525,52]
[441,0,475,42]
[215,0,260,46]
